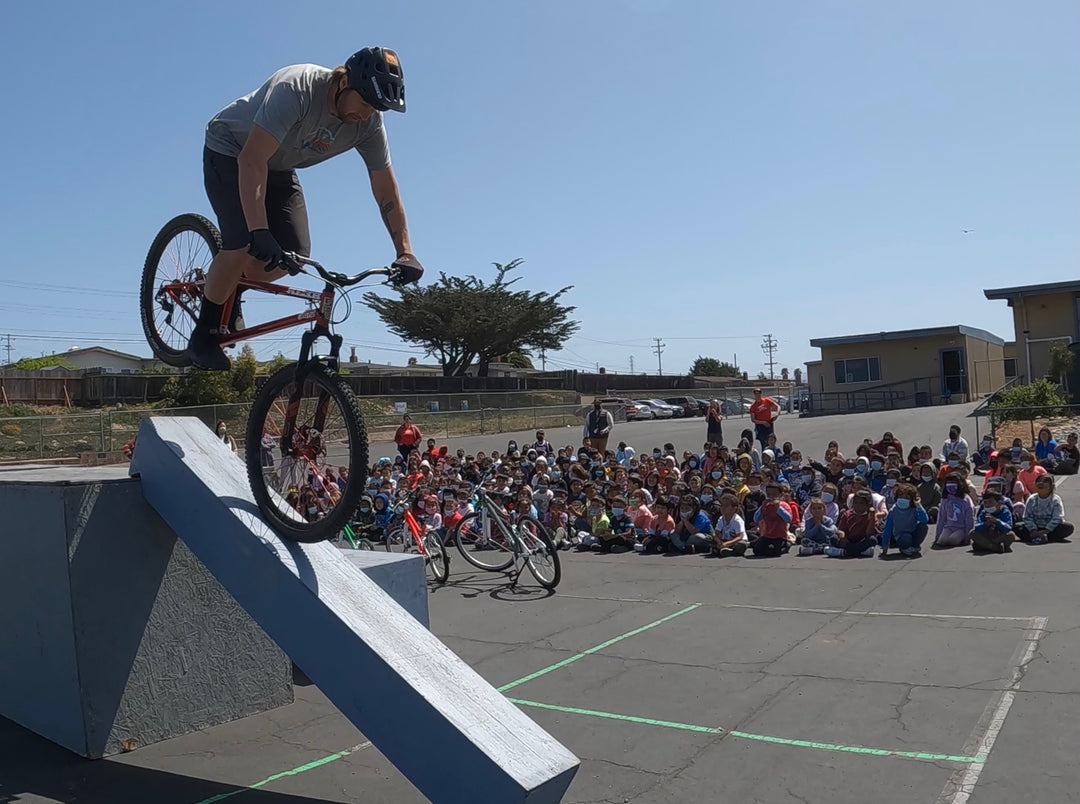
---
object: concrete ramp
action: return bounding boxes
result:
[129,416,579,804]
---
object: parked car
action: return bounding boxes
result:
[664,396,708,416]
[593,396,640,421]
[635,399,675,419]
[631,401,655,420]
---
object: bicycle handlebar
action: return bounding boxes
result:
[280,252,423,288]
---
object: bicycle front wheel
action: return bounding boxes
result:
[517,515,561,590]
[425,532,450,584]
[450,511,515,572]
[245,361,368,543]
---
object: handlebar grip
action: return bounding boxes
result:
[391,258,424,285]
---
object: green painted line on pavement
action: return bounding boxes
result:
[189,742,370,804]
[496,603,702,692]
[508,698,983,765]
[507,698,720,734]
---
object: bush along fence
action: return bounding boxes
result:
[0,402,587,463]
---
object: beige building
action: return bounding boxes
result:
[805,325,1006,412]
[983,279,1079,385]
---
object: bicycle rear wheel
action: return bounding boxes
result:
[245,361,368,543]
[517,515,561,590]
[140,213,219,367]
[450,511,515,572]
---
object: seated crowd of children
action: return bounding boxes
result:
[345,424,1076,560]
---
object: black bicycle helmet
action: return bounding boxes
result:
[345,47,406,112]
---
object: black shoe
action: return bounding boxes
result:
[186,329,231,371]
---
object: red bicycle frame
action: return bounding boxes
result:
[159,274,333,349]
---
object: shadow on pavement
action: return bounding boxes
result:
[0,716,335,804]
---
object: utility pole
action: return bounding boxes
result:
[761,333,778,380]
[1,334,12,366]
[629,355,635,374]
[652,338,665,376]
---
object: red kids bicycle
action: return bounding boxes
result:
[139,213,420,544]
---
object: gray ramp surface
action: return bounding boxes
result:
[129,416,579,804]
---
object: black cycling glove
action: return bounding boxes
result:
[248,229,284,270]
[391,254,425,285]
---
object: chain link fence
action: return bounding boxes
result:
[0,401,585,463]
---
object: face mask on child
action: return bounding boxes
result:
[984,505,998,514]
[843,468,855,477]
[821,491,834,503]
[679,508,693,517]
[700,494,713,503]
[921,474,933,483]
[945,483,959,494]
[894,498,911,510]
[871,461,883,471]
[611,507,625,516]
[711,471,722,479]
[886,478,897,487]
[1020,461,1031,470]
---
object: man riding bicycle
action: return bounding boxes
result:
[187,47,424,371]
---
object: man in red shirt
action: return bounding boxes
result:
[393,413,423,462]
[749,388,780,451]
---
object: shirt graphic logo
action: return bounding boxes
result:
[303,127,336,154]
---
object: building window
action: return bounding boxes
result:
[834,357,880,384]
[1003,358,1017,378]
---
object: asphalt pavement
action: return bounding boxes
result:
[8,400,1078,804]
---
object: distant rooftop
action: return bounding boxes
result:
[810,324,1004,348]
[984,279,1080,301]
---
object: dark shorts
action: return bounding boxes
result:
[202,146,311,255]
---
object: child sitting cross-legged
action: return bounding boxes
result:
[669,495,714,554]
[637,497,676,554]
[970,488,1015,553]
[798,498,837,555]
[933,473,974,548]
[751,481,793,557]
[1015,474,1075,544]
[825,489,879,558]
[879,482,929,558]
[711,493,749,557]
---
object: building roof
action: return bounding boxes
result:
[984,279,1080,301]
[809,325,1005,348]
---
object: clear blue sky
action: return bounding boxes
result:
[1,0,1076,378]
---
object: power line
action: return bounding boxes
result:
[761,333,779,380]
[652,337,666,376]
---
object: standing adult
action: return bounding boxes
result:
[583,399,614,456]
[749,388,780,451]
[706,399,724,446]
[393,413,422,462]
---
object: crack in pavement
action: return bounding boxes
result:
[891,685,914,735]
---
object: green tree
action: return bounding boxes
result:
[505,351,534,369]
[12,354,75,370]
[1048,342,1075,388]
[781,367,790,381]
[363,259,579,376]
[160,345,258,406]
[794,367,803,384]
[690,356,739,377]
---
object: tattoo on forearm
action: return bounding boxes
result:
[380,200,397,228]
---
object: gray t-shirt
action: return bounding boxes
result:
[204,64,391,173]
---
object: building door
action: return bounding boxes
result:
[940,348,967,396]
